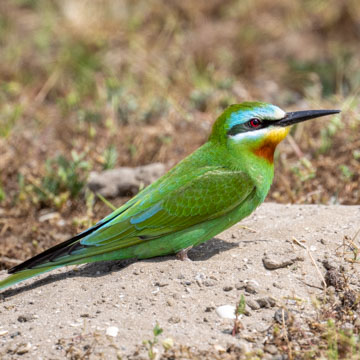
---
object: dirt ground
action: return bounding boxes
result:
[1,203,359,359]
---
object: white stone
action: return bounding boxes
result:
[106,326,119,337]
[215,305,236,319]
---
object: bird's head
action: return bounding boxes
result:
[210,101,340,163]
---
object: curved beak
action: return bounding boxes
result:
[277,109,341,127]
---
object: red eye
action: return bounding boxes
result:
[249,118,262,128]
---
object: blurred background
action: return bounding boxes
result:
[0,0,359,265]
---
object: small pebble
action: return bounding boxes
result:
[168,316,181,324]
[341,322,354,332]
[243,305,252,317]
[264,344,278,355]
[223,286,233,292]
[38,212,58,222]
[162,338,174,350]
[237,341,250,354]
[245,283,257,294]
[262,255,304,270]
[235,281,245,290]
[354,317,360,327]
[274,308,289,324]
[203,280,215,287]
[57,219,66,227]
[322,258,336,270]
[16,342,31,355]
[215,305,236,319]
[247,299,260,310]
[17,314,37,323]
[214,344,226,352]
[106,326,119,337]
[256,297,276,308]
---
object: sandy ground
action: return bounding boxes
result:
[0,203,359,359]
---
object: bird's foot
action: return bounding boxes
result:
[176,246,193,261]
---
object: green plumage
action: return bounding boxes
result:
[0,101,339,291]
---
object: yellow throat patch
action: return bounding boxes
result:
[253,127,290,163]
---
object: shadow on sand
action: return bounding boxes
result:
[1,237,238,298]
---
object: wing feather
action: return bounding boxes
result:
[80,168,254,247]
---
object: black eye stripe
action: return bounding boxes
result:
[227,124,246,136]
[227,119,274,136]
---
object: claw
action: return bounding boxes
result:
[176,246,193,261]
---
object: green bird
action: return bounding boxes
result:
[0,102,339,291]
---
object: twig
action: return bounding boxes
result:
[292,236,327,289]
[352,227,360,244]
[286,134,304,159]
[278,173,297,202]
[0,256,22,265]
[299,279,324,290]
[237,225,257,233]
[34,69,59,105]
[96,193,117,211]
[0,223,9,236]
[307,247,327,290]
[281,308,293,360]
[292,237,306,249]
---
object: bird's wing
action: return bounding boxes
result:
[10,166,254,271]
[80,167,254,246]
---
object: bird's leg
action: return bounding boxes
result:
[176,246,193,261]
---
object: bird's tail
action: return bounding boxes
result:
[0,200,139,292]
[0,210,124,291]
[0,265,59,291]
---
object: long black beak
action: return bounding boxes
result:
[277,109,341,127]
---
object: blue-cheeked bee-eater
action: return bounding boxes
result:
[0,102,340,291]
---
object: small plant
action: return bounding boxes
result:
[102,145,118,170]
[0,180,6,203]
[325,319,339,360]
[190,89,212,112]
[0,104,23,138]
[143,322,163,360]
[339,164,354,181]
[140,98,168,124]
[319,114,343,153]
[232,295,246,336]
[291,158,316,182]
[0,181,5,202]
[28,151,91,208]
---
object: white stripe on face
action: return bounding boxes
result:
[228,127,269,142]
